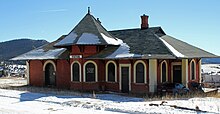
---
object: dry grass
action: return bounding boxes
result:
[143,90,220,101]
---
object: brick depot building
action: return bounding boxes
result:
[13,10,217,93]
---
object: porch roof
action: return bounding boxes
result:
[11,35,70,60]
[160,35,217,58]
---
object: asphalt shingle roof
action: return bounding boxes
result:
[160,35,217,58]
[12,13,218,60]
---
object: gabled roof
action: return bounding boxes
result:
[11,35,69,60]
[87,27,175,59]
[54,13,121,46]
[108,27,217,59]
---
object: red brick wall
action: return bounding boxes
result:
[105,82,119,92]
[70,82,83,91]
[71,45,99,58]
[71,46,81,54]
[56,60,71,88]
[82,82,100,91]
[29,60,44,86]
[131,83,148,93]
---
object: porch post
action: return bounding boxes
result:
[149,59,157,93]
[181,59,188,87]
[26,61,30,85]
[198,59,202,83]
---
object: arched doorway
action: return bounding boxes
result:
[45,63,56,86]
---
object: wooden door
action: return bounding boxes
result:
[173,65,182,83]
[45,63,56,86]
[121,67,129,93]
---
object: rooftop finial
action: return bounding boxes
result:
[88,7,90,14]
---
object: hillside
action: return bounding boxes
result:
[202,58,220,64]
[0,39,48,60]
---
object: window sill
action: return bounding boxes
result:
[133,83,147,85]
[84,81,97,83]
[106,81,117,83]
[71,81,81,83]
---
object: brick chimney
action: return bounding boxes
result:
[141,14,149,29]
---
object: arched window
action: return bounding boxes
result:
[85,63,96,82]
[72,63,80,81]
[136,63,145,83]
[107,63,116,82]
[191,60,196,80]
[161,62,167,83]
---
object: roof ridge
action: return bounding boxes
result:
[91,14,119,42]
[109,27,162,32]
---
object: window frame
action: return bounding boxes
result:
[190,59,196,80]
[133,60,147,84]
[160,61,168,83]
[71,61,81,82]
[83,61,98,82]
[105,61,117,82]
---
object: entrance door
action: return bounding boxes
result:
[45,63,56,86]
[173,65,182,83]
[121,67,129,93]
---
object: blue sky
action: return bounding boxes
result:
[0,0,220,55]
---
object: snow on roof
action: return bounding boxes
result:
[54,32,77,46]
[11,48,66,60]
[106,43,141,58]
[77,33,101,44]
[159,38,185,58]
[101,33,123,45]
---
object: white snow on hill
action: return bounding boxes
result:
[0,88,219,114]
[202,64,220,75]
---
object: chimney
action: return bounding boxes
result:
[141,14,149,29]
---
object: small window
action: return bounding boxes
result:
[85,63,95,82]
[108,63,115,82]
[136,63,144,83]
[72,63,80,81]
[162,62,167,83]
[191,61,195,80]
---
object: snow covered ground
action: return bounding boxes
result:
[0,88,219,114]
[0,64,219,114]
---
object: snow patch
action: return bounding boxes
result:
[77,33,101,44]
[55,32,77,46]
[202,64,220,75]
[101,33,123,45]
[160,38,185,57]
[106,43,129,58]
[106,43,141,58]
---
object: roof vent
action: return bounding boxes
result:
[97,18,101,24]
[141,14,149,29]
